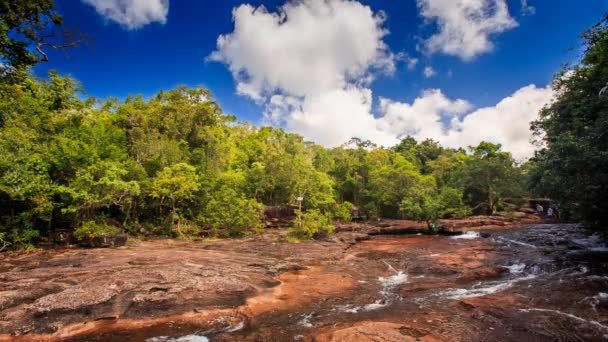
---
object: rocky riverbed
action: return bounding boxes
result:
[1,220,607,341]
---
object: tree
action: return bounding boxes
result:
[400,176,469,230]
[289,209,334,240]
[530,15,608,226]
[64,161,141,226]
[464,142,523,215]
[367,154,421,218]
[0,0,82,72]
[199,186,263,238]
[150,163,200,236]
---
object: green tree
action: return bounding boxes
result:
[151,163,200,236]
[530,15,608,226]
[289,209,335,240]
[64,161,140,226]
[399,176,469,230]
[464,142,523,215]
[0,0,81,71]
[199,185,263,237]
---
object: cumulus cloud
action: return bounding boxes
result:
[210,0,397,144]
[209,0,394,100]
[423,66,436,78]
[377,85,554,159]
[417,0,518,60]
[212,0,552,159]
[82,0,169,29]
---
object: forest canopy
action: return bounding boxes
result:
[0,69,530,248]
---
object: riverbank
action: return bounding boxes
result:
[1,218,606,341]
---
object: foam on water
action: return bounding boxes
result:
[379,272,408,288]
[497,237,537,248]
[442,274,537,299]
[335,269,409,313]
[505,263,526,274]
[298,312,314,328]
[451,231,481,240]
[334,304,362,313]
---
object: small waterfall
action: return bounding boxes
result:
[335,262,408,313]
[451,231,481,240]
[442,274,537,299]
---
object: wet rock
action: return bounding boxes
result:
[456,267,508,284]
[459,293,523,313]
[330,232,370,244]
[274,263,308,273]
[315,322,445,341]
[401,278,456,294]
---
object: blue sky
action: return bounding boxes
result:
[35,0,608,158]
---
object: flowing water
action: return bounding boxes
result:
[74,224,608,341]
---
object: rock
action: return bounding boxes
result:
[274,263,308,273]
[456,267,508,284]
[331,232,370,244]
[401,278,457,294]
[315,322,445,341]
[518,207,537,215]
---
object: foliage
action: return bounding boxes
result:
[333,201,353,223]
[0,0,81,74]
[530,15,608,227]
[73,221,121,240]
[463,142,524,215]
[199,185,264,237]
[399,177,470,229]
[0,66,536,247]
[289,209,335,240]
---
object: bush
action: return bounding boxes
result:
[289,209,335,240]
[199,187,264,237]
[332,201,353,223]
[73,221,121,241]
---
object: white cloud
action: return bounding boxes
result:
[521,0,536,16]
[285,87,398,147]
[378,89,472,139]
[210,0,397,144]
[423,66,436,78]
[210,0,394,100]
[212,0,552,159]
[82,0,169,29]
[417,0,518,61]
[377,85,554,160]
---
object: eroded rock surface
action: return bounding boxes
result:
[1,222,607,342]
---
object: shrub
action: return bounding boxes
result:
[289,209,335,240]
[73,221,121,241]
[333,201,353,223]
[199,187,264,237]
